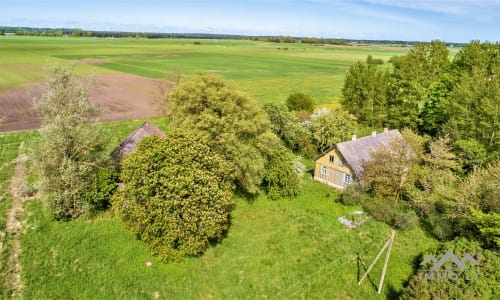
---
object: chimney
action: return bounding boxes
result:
[384,127,389,133]
[352,135,357,141]
[372,130,377,137]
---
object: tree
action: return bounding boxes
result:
[309,107,357,153]
[444,65,499,156]
[387,40,450,129]
[263,103,316,157]
[112,133,234,261]
[341,61,390,128]
[419,73,454,136]
[167,72,300,196]
[32,63,114,219]
[286,92,315,112]
[360,136,416,204]
[262,143,303,199]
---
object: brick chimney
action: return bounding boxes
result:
[384,127,389,133]
[352,135,357,141]
[372,130,377,137]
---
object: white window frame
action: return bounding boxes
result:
[320,165,327,176]
[344,173,352,184]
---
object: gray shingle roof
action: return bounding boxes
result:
[336,129,403,177]
[112,121,166,160]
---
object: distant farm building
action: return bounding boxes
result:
[111,121,166,161]
[313,128,405,189]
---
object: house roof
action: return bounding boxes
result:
[315,129,405,177]
[337,129,403,176]
[112,121,166,160]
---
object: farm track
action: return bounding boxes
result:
[3,153,32,298]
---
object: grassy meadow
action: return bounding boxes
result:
[0,36,408,104]
[0,37,441,298]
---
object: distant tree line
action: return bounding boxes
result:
[1,26,465,47]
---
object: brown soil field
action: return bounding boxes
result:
[0,74,173,133]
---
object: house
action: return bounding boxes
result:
[313,128,404,189]
[111,121,166,161]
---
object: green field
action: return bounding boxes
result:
[0,36,408,104]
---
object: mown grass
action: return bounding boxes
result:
[0,36,408,105]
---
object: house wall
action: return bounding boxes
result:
[313,148,353,189]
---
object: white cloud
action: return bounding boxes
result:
[363,0,500,18]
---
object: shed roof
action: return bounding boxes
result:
[112,121,166,160]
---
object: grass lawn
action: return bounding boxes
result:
[0,36,408,105]
[20,178,437,299]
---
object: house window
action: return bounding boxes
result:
[339,159,345,166]
[320,165,327,176]
[329,155,335,163]
[344,173,352,184]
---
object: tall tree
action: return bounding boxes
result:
[341,61,390,127]
[444,42,500,158]
[167,72,299,195]
[388,40,450,129]
[33,63,113,219]
[309,108,357,153]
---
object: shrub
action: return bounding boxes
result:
[84,168,118,211]
[263,144,302,199]
[400,238,500,300]
[366,54,384,65]
[112,132,235,261]
[286,92,315,112]
[342,184,418,230]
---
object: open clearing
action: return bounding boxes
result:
[0,74,172,132]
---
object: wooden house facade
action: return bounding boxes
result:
[313,128,404,189]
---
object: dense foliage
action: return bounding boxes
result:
[264,103,358,157]
[286,92,315,112]
[400,238,499,300]
[167,72,300,196]
[309,108,358,153]
[32,64,115,219]
[112,133,234,261]
[342,41,499,171]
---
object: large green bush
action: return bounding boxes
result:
[401,238,500,300]
[262,144,302,199]
[112,132,235,261]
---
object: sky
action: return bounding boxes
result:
[1,0,499,42]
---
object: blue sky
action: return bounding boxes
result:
[1,0,499,42]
